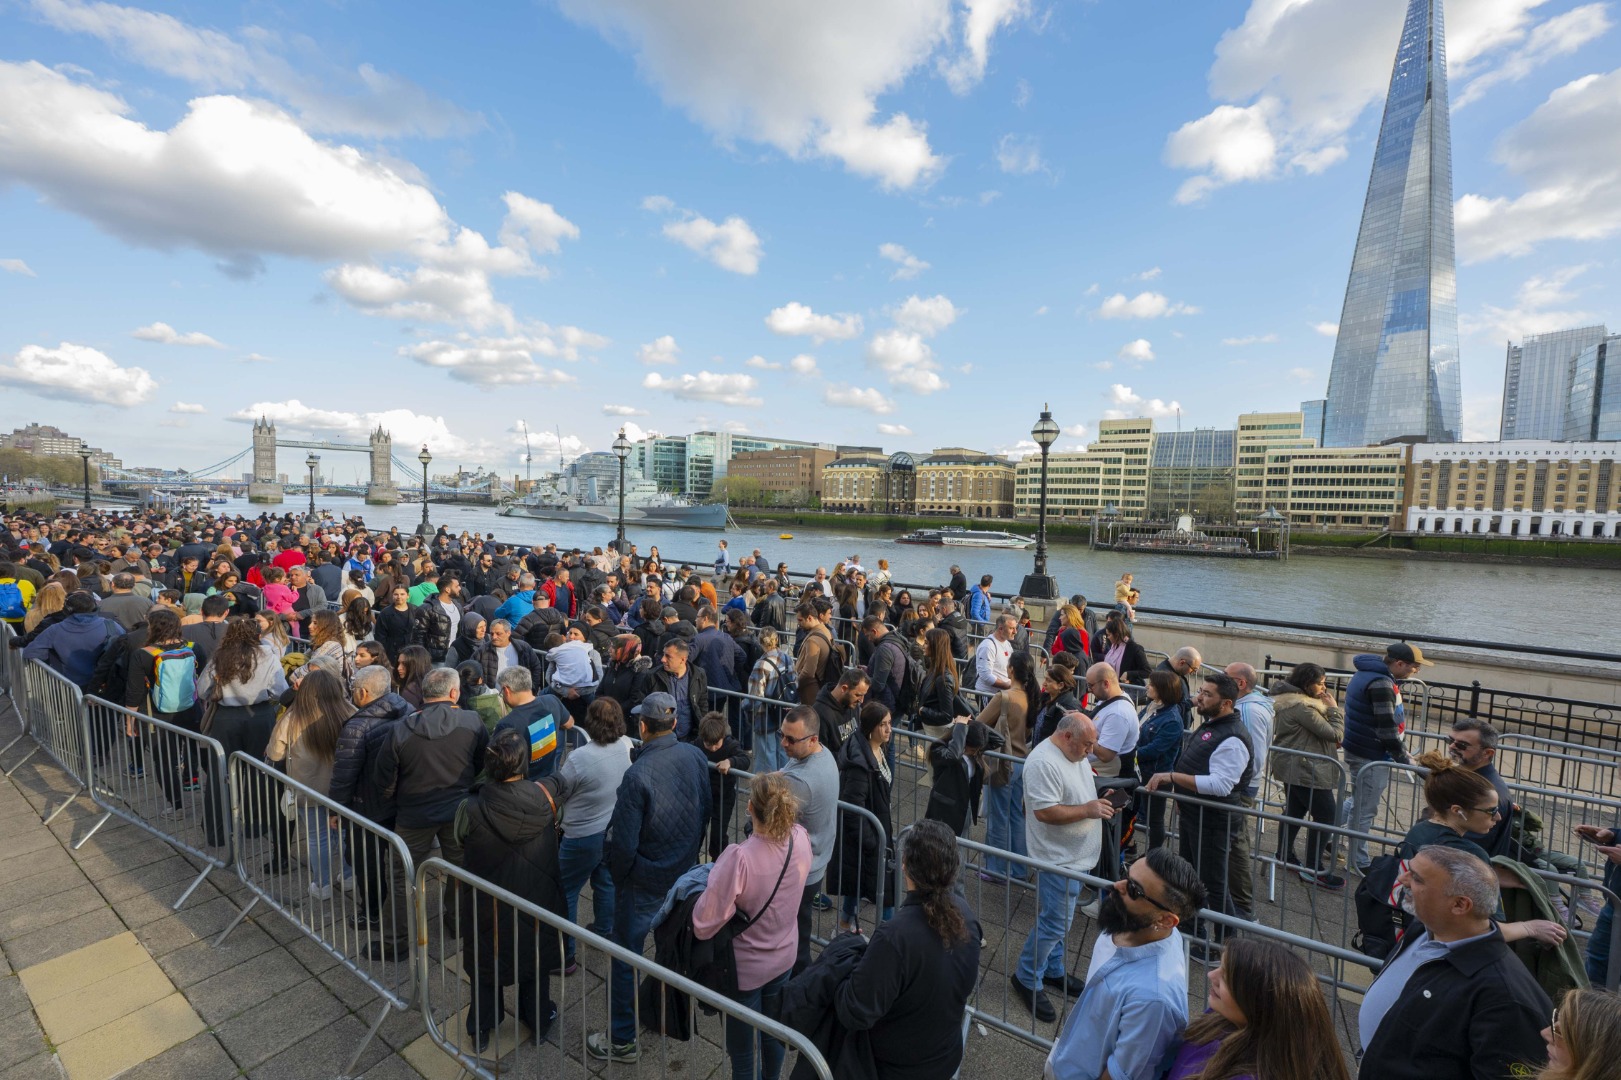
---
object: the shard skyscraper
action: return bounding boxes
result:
[1322,0,1461,446]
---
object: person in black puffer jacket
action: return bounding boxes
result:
[453,729,566,1052]
[328,665,412,925]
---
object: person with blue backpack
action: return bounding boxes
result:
[0,560,37,628]
[122,607,199,817]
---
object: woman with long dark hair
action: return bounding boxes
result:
[394,644,432,709]
[374,586,414,662]
[341,596,375,657]
[122,607,200,815]
[830,703,896,934]
[977,649,1039,883]
[1165,938,1350,1080]
[830,819,982,1080]
[1135,668,1188,851]
[265,669,354,899]
[1090,610,1150,685]
[196,616,288,847]
[915,627,964,747]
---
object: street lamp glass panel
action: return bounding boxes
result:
[305,452,319,471]
[1031,411,1060,448]
[418,447,432,466]
[612,430,631,459]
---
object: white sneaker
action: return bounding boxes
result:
[309,881,334,901]
[1079,898,1102,919]
[339,875,355,894]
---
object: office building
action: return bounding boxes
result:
[1501,326,1610,440]
[1564,334,1621,442]
[915,448,1015,517]
[1300,400,1326,446]
[1265,444,1409,529]
[727,447,837,505]
[1147,428,1236,519]
[1014,419,1154,520]
[821,452,917,513]
[1322,0,1461,446]
[1405,441,1621,537]
[1236,412,1314,518]
[0,423,122,469]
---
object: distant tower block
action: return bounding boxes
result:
[248,417,283,503]
[366,426,400,504]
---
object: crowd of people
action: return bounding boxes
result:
[2,504,1618,1080]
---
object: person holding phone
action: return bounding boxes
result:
[1574,820,1621,984]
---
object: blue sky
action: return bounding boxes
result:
[2,0,1618,479]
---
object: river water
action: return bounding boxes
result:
[220,496,1620,650]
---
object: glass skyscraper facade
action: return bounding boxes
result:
[1501,326,1610,439]
[1323,0,1461,447]
[1565,336,1621,442]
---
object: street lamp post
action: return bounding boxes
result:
[78,448,92,511]
[417,446,433,538]
[1020,406,1061,601]
[305,452,319,528]
[612,428,632,552]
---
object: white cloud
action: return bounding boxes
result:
[939,0,1030,93]
[1033,305,1048,316]
[553,0,955,189]
[1013,78,1032,108]
[169,401,205,414]
[765,302,863,342]
[640,194,675,213]
[1288,367,1318,384]
[131,321,224,347]
[642,370,762,407]
[1093,360,1114,371]
[0,341,156,405]
[1061,423,1088,438]
[744,355,781,370]
[878,242,930,280]
[402,331,595,387]
[326,265,512,329]
[1095,291,1199,319]
[1457,69,1621,262]
[824,385,897,414]
[1,258,35,276]
[1222,333,1279,346]
[877,422,913,436]
[890,294,960,336]
[229,399,510,464]
[1083,282,1099,296]
[238,352,273,363]
[1166,0,1596,201]
[603,404,648,416]
[1118,338,1155,362]
[1454,5,1613,108]
[1103,383,1182,420]
[789,354,819,376]
[867,329,948,394]
[1460,264,1600,341]
[28,0,482,139]
[497,193,579,257]
[637,335,681,366]
[1131,266,1162,281]
[661,212,763,274]
[1312,321,1339,337]
[995,132,1044,174]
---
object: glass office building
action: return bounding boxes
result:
[1323,0,1461,447]
[1147,428,1237,519]
[1502,326,1610,440]
[1565,336,1621,442]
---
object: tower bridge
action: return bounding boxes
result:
[249,418,398,504]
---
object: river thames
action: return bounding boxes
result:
[213,495,1621,652]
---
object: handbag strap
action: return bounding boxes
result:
[735,831,796,932]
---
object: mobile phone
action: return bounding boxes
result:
[1103,787,1134,809]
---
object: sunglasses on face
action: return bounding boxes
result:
[1125,874,1174,913]
[779,730,817,747]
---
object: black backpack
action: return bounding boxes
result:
[819,633,850,687]
[1353,851,1410,961]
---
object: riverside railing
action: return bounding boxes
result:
[77,696,231,909]
[416,856,837,1080]
[1,659,91,824]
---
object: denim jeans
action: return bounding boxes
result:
[1343,755,1392,870]
[983,764,1027,881]
[1587,900,1615,986]
[302,806,342,887]
[558,831,613,963]
[1015,869,1081,988]
[752,711,788,773]
[725,970,789,1080]
[609,885,664,1044]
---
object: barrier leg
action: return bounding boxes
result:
[212,894,259,947]
[41,784,84,825]
[171,861,214,911]
[70,809,114,849]
[339,998,391,1079]
[2,741,39,774]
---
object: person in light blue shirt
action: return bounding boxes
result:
[1045,848,1206,1080]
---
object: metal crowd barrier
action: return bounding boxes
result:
[1,659,92,823]
[416,857,836,1080]
[0,621,24,699]
[76,697,231,909]
[214,752,416,1077]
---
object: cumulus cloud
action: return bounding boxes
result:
[1222,333,1279,346]
[229,399,510,464]
[1165,0,1605,201]
[1131,267,1162,281]
[1312,321,1339,337]
[661,212,763,274]
[1118,338,1155,362]
[824,385,898,414]
[995,132,1045,174]
[765,302,863,342]
[642,370,762,407]
[890,294,960,336]
[789,354,819,376]
[131,321,225,347]
[877,422,913,436]
[169,401,205,413]
[744,355,781,370]
[1460,264,1601,341]
[28,0,483,139]
[1103,383,1182,420]
[1061,423,1089,438]
[497,193,580,257]
[402,330,596,387]
[939,0,1031,93]
[878,242,929,280]
[553,0,959,189]
[1457,68,1621,262]
[867,329,948,394]
[603,404,648,416]
[326,265,513,329]
[637,335,681,366]
[1095,291,1199,319]
[0,341,156,405]
[1,258,35,276]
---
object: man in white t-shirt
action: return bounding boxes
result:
[1011,713,1115,1024]
[1083,663,1140,779]
[974,613,1017,694]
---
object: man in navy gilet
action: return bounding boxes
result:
[1341,643,1430,873]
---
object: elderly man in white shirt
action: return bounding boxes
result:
[974,613,1017,694]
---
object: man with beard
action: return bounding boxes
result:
[1044,848,1205,1080]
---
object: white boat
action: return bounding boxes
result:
[896,525,1035,549]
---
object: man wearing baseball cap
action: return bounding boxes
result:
[1342,642,1434,873]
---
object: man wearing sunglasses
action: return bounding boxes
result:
[1444,719,1513,857]
[1045,848,1207,1080]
